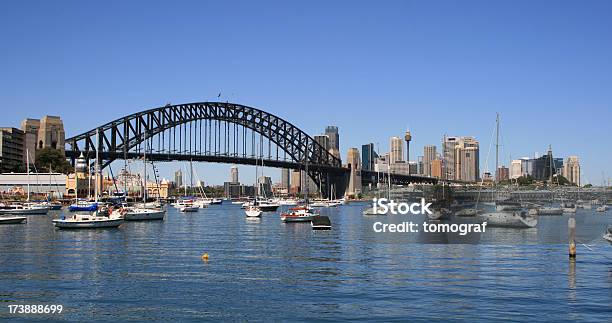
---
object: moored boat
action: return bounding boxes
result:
[0,216,27,224]
[2,203,49,215]
[281,206,316,222]
[52,212,123,229]
[245,206,262,218]
[311,215,332,230]
[479,210,537,228]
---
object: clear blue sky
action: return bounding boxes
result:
[1,0,611,185]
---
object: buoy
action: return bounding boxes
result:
[201,253,209,261]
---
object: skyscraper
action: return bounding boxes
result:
[431,159,443,178]
[281,168,291,189]
[174,169,183,188]
[361,143,377,171]
[563,156,581,186]
[423,145,437,176]
[325,126,340,160]
[444,136,479,182]
[230,165,239,183]
[314,135,330,151]
[389,136,404,164]
[0,128,25,173]
[442,136,458,180]
[510,160,522,179]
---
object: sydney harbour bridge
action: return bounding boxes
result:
[64,102,436,197]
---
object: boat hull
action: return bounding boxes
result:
[479,212,537,228]
[2,207,49,215]
[0,216,27,224]
[124,210,165,221]
[52,218,123,229]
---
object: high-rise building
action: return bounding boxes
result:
[510,160,522,179]
[497,166,509,181]
[281,168,290,188]
[431,159,442,178]
[290,169,301,195]
[346,148,361,196]
[174,169,183,188]
[325,126,340,160]
[0,128,25,173]
[531,148,563,181]
[446,136,480,182]
[423,145,437,176]
[389,136,404,164]
[230,165,239,183]
[442,136,459,180]
[314,135,330,151]
[408,161,418,175]
[257,176,273,197]
[361,143,378,171]
[563,156,581,186]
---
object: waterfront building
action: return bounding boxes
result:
[423,145,436,176]
[174,169,183,188]
[496,166,509,181]
[417,156,423,175]
[21,118,39,162]
[563,156,581,186]
[346,148,361,196]
[224,182,256,198]
[21,116,65,155]
[0,172,67,197]
[230,165,239,183]
[361,143,377,171]
[390,161,409,175]
[281,168,290,189]
[325,126,340,160]
[520,157,533,177]
[389,136,404,164]
[431,159,442,178]
[0,128,25,173]
[145,179,170,199]
[374,153,389,174]
[445,137,480,182]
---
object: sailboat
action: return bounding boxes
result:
[3,149,49,215]
[68,153,98,212]
[118,136,165,221]
[54,130,124,229]
[478,113,537,228]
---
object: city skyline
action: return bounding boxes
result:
[1,1,611,185]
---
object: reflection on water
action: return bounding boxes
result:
[0,203,611,321]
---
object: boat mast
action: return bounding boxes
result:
[495,112,500,184]
[143,134,147,203]
[95,129,99,204]
[26,148,30,202]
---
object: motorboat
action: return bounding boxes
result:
[455,208,481,217]
[362,206,388,216]
[245,206,262,218]
[281,206,316,222]
[179,205,199,213]
[245,199,280,212]
[311,215,332,230]
[277,198,299,206]
[0,216,27,224]
[478,210,537,228]
[604,226,612,244]
[596,205,607,213]
[2,203,49,215]
[52,212,123,229]
[495,201,522,212]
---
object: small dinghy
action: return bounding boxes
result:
[0,216,27,224]
[311,215,331,230]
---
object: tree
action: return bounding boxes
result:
[35,148,73,174]
[583,184,593,188]
[553,174,570,186]
[516,175,535,186]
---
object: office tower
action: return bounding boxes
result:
[563,156,581,186]
[281,168,290,188]
[230,165,239,183]
[431,159,442,178]
[257,176,273,197]
[0,128,25,173]
[346,148,362,196]
[442,136,458,180]
[389,136,404,164]
[510,160,522,179]
[496,166,509,181]
[423,145,437,176]
[448,137,480,182]
[531,148,563,181]
[417,156,424,175]
[20,118,39,162]
[361,143,377,171]
[174,169,183,188]
[408,161,418,175]
[325,126,340,160]
[290,170,301,194]
[314,135,330,151]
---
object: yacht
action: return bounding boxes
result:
[69,200,98,212]
[562,202,577,214]
[596,205,607,213]
[53,212,123,229]
[2,203,49,215]
[245,205,262,218]
[114,206,165,221]
[281,206,316,222]
[479,210,537,228]
[535,206,563,216]
[604,226,612,244]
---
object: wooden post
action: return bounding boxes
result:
[568,218,576,258]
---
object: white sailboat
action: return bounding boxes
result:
[3,149,49,215]
[53,129,124,229]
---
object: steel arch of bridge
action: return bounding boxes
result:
[65,102,348,196]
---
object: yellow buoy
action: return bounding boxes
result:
[201,253,209,261]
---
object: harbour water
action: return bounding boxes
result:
[1,202,611,321]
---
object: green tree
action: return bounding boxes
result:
[553,174,570,186]
[516,175,535,186]
[35,148,73,174]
